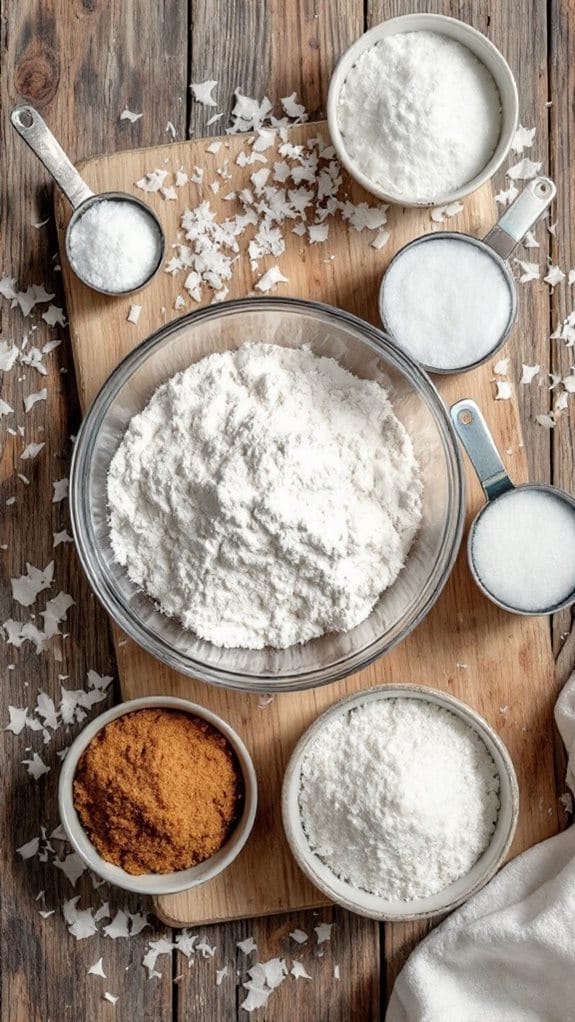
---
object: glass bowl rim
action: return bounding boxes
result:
[69,295,466,692]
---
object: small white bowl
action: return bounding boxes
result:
[327,14,519,207]
[282,684,519,921]
[59,696,258,895]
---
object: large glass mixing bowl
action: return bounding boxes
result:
[70,298,465,692]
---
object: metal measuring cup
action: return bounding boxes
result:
[10,104,165,296]
[451,398,575,615]
[379,177,556,374]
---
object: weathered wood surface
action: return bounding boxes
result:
[1,2,573,1020]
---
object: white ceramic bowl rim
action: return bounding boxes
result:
[327,13,519,207]
[58,696,258,895]
[282,683,519,921]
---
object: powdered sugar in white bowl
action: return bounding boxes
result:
[327,14,518,207]
[282,685,518,921]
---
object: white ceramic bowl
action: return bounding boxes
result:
[327,14,519,207]
[58,696,258,895]
[282,684,519,921]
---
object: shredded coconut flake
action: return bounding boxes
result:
[190,79,218,107]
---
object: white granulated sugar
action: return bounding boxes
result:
[381,238,512,370]
[472,489,575,612]
[337,31,501,202]
[107,344,422,650]
[67,200,161,293]
[299,698,500,900]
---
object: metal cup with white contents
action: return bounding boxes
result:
[451,398,575,615]
[379,177,556,374]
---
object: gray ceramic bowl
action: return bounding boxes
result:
[58,696,258,896]
[282,684,519,921]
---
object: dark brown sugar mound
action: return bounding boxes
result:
[73,708,244,875]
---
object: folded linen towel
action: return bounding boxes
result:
[387,673,575,1022]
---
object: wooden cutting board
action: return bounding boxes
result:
[55,122,559,944]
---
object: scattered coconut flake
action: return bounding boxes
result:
[207,140,222,155]
[175,168,189,187]
[241,988,270,1012]
[237,936,258,955]
[0,340,20,372]
[493,357,510,376]
[196,939,217,958]
[21,441,45,460]
[430,201,464,222]
[314,922,333,944]
[291,961,312,979]
[515,259,540,283]
[50,824,67,840]
[190,80,218,107]
[104,910,131,939]
[334,964,341,980]
[53,530,74,548]
[371,229,390,250]
[63,897,98,940]
[511,124,536,154]
[23,388,47,412]
[206,112,224,126]
[507,158,542,181]
[17,836,40,859]
[136,169,169,193]
[39,909,55,919]
[547,221,558,237]
[0,397,13,416]
[42,304,65,327]
[88,958,107,978]
[127,910,150,936]
[55,851,87,887]
[257,693,274,709]
[568,270,575,286]
[536,413,555,428]
[11,561,54,606]
[308,223,329,244]
[94,902,111,922]
[6,706,30,735]
[281,93,308,122]
[554,391,569,413]
[255,266,289,293]
[32,218,50,229]
[120,109,142,123]
[231,91,273,133]
[165,121,177,139]
[549,372,562,389]
[544,264,566,287]
[127,304,142,325]
[523,230,539,249]
[104,993,118,1005]
[216,966,229,986]
[143,937,175,978]
[521,363,540,384]
[22,751,50,780]
[161,185,178,201]
[495,185,519,207]
[289,929,309,944]
[341,201,388,231]
[495,381,513,400]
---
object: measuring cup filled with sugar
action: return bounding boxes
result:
[11,105,164,296]
[379,177,556,374]
[451,398,575,615]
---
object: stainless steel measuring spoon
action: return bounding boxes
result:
[451,398,575,615]
[11,104,165,296]
[379,177,556,375]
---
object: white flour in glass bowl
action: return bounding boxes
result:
[107,343,422,650]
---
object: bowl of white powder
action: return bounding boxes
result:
[327,15,518,206]
[282,685,519,920]
[70,297,465,691]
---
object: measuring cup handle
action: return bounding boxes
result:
[483,176,556,262]
[450,399,515,502]
[10,105,94,210]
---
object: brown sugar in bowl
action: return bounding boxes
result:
[58,697,258,895]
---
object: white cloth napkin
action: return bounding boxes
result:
[387,672,575,1022]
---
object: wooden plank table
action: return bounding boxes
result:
[0,2,573,1019]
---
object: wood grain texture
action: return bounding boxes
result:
[1,1,186,1019]
[56,124,558,946]
[2,1,574,1019]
